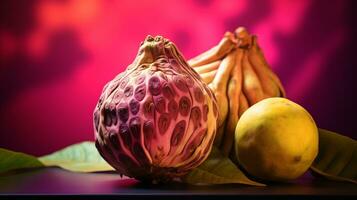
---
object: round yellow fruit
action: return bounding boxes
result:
[235,97,318,181]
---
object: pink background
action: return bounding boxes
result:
[1,0,356,156]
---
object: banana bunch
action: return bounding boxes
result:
[188,27,286,159]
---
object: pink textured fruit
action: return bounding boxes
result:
[93,35,218,182]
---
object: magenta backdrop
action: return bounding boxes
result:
[1,0,356,156]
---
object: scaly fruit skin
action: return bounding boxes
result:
[93,36,218,182]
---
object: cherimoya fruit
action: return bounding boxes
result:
[93,35,218,182]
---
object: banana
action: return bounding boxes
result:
[200,69,217,84]
[221,48,244,156]
[188,32,237,68]
[249,36,286,97]
[209,50,237,127]
[194,60,221,74]
[238,91,249,118]
[241,51,264,105]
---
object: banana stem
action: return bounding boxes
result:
[235,27,252,48]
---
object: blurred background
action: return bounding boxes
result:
[0,0,356,156]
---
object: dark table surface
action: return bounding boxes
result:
[0,167,356,197]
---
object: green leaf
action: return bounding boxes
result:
[182,146,265,186]
[39,141,114,172]
[311,128,357,184]
[0,148,44,173]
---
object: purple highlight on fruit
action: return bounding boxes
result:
[190,106,201,127]
[154,96,166,113]
[129,117,141,139]
[162,82,175,99]
[171,120,186,146]
[129,99,140,115]
[168,100,179,119]
[143,120,154,140]
[117,103,129,122]
[179,96,191,117]
[103,108,116,126]
[148,76,162,96]
[134,84,146,101]
[174,75,188,92]
[124,85,133,97]
[143,98,155,118]
[194,86,204,102]
[158,113,171,135]
[119,123,131,146]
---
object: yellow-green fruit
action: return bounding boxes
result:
[235,97,318,181]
